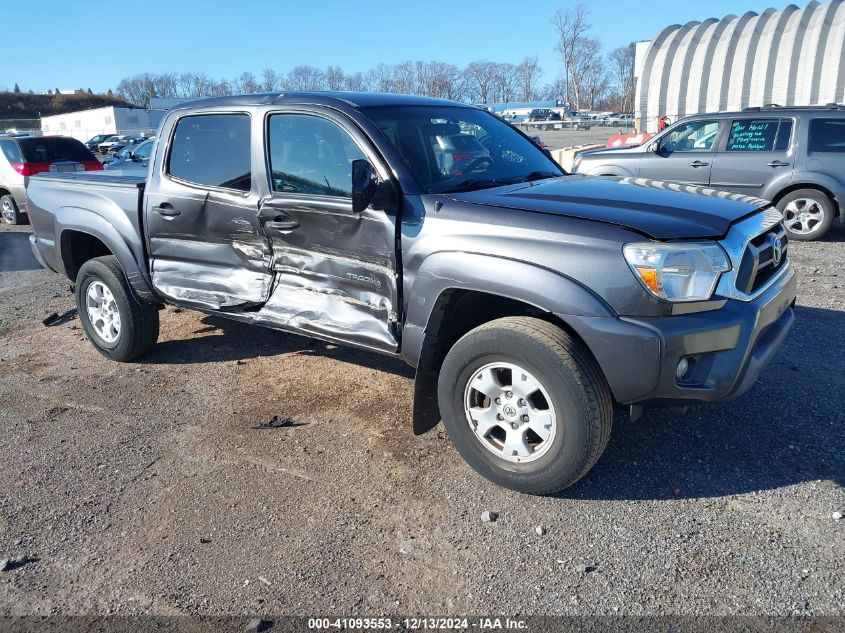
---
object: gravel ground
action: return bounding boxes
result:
[0,220,842,618]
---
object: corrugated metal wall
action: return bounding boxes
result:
[635,0,845,132]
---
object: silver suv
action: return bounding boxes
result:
[574,106,845,240]
[0,135,102,224]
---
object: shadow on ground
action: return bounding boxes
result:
[142,300,843,501]
[142,314,414,378]
[565,304,844,500]
[0,232,41,272]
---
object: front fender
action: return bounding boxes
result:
[401,250,615,368]
[581,162,638,178]
[56,206,156,300]
[402,252,620,435]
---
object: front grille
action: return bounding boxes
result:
[735,226,788,295]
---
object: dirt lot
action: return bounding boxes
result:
[0,221,843,618]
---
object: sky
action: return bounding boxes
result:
[4,0,803,94]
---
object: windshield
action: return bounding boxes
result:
[363,105,563,193]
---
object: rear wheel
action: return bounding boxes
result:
[777,189,835,241]
[1,195,23,225]
[437,317,613,495]
[75,256,159,362]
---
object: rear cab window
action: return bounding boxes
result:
[166,113,252,191]
[725,119,793,152]
[808,118,845,153]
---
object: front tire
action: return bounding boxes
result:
[75,256,159,362]
[1,195,23,225]
[777,189,835,241]
[437,317,613,495]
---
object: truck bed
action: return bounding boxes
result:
[26,171,148,286]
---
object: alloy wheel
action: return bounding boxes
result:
[783,198,824,236]
[464,362,557,463]
[86,281,121,343]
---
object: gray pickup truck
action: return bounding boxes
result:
[26,92,797,494]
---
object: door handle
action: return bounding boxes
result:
[767,160,790,167]
[688,160,710,167]
[153,204,181,217]
[264,218,299,231]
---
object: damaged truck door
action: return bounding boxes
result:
[146,112,274,308]
[255,110,400,352]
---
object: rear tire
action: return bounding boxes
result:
[777,189,835,241]
[437,317,613,495]
[1,195,23,225]
[75,256,159,362]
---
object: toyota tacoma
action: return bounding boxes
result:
[26,92,797,494]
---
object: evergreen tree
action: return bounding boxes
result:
[13,83,21,93]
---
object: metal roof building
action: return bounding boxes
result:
[634,0,845,132]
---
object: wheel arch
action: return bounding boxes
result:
[402,252,616,435]
[769,181,841,219]
[56,208,157,301]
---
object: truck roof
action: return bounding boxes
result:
[171,91,472,111]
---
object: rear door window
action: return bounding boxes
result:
[725,119,782,151]
[17,137,96,162]
[808,118,845,153]
[167,113,252,191]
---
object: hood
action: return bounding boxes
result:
[446,175,769,240]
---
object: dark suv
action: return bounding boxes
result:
[574,105,845,240]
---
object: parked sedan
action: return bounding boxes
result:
[104,138,154,171]
[84,133,115,153]
[97,135,132,155]
[108,136,148,156]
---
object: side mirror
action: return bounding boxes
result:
[352,159,377,213]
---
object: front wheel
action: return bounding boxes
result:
[437,317,613,495]
[75,256,159,362]
[777,189,835,241]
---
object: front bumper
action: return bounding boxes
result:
[564,263,797,406]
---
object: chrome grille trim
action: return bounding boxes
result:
[716,209,791,302]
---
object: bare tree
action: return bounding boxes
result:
[344,72,368,92]
[515,57,542,102]
[491,63,518,104]
[464,61,499,104]
[392,61,417,94]
[326,66,345,91]
[116,73,158,106]
[551,3,589,107]
[608,43,636,113]
[153,73,177,98]
[261,68,280,92]
[367,64,394,92]
[284,65,326,91]
[570,37,606,110]
[234,71,260,94]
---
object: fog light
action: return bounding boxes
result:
[676,357,690,381]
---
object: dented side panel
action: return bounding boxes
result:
[259,195,399,352]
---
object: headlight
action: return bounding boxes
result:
[623,242,731,302]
